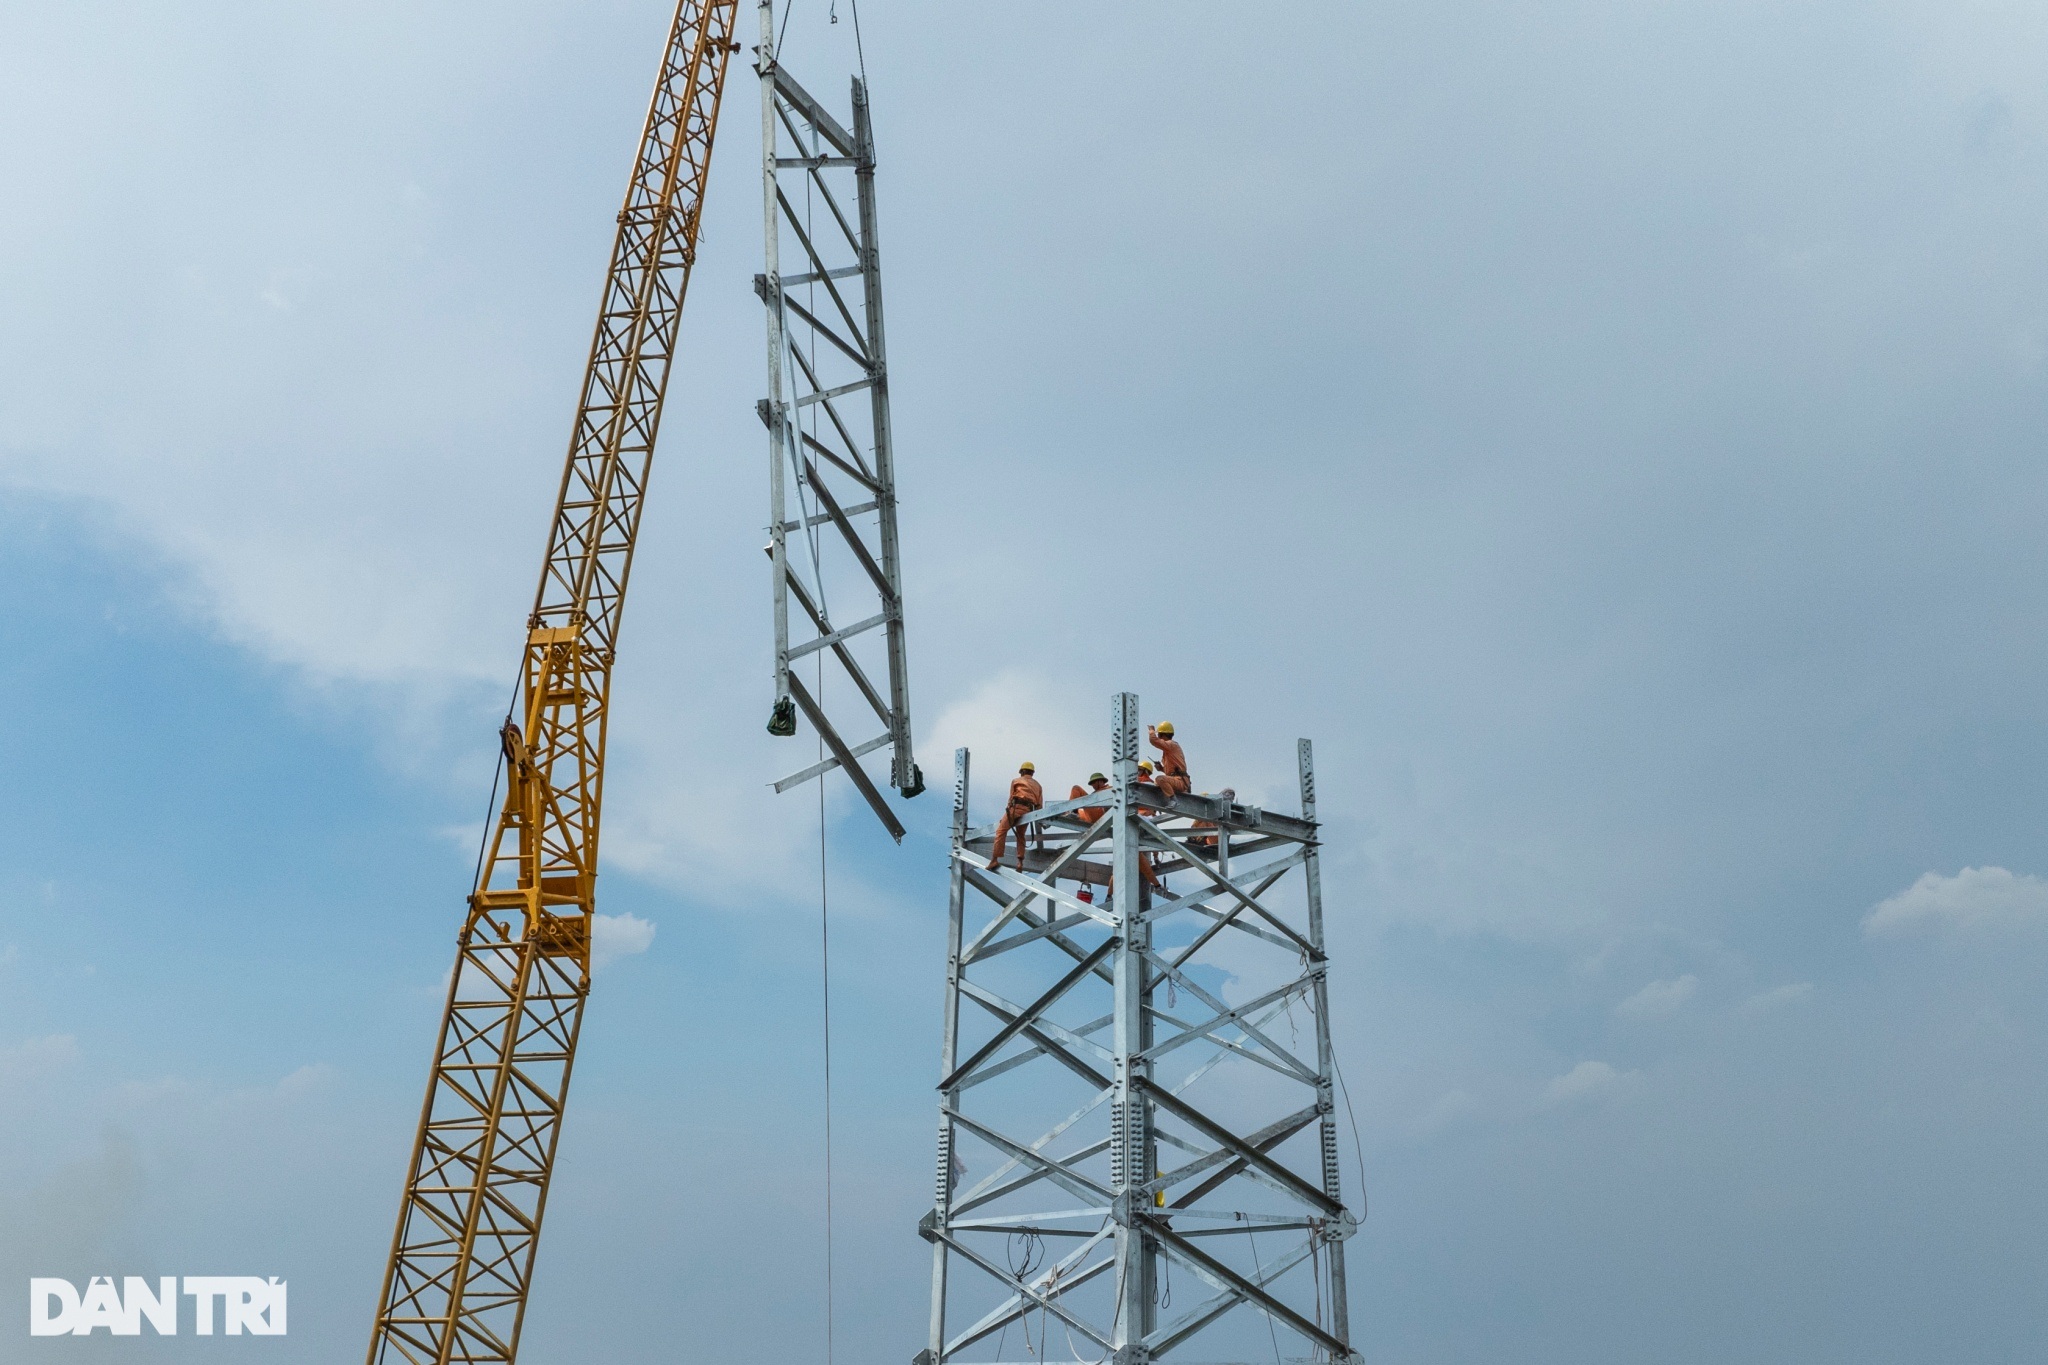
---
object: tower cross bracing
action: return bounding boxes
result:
[757,14,920,837]
[920,693,1360,1365]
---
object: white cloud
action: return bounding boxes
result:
[274,1063,337,1097]
[1864,867,2048,937]
[436,821,485,852]
[1739,982,1815,1016]
[591,912,657,970]
[925,670,1107,815]
[1411,1088,1483,1136]
[113,1076,193,1108]
[1542,1060,1630,1107]
[0,1034,79,1086]
[1616,974,1698,1020]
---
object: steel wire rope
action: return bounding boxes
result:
[1007,1232,1046,1358]
[778,77,842,1365]
[772,23,880,1365]
[1312,993,1368,1219]
[468,670,525,898]
[774,0,798,60]
[446,668,524,1015]
[1309,1225,1326,1364]
[1302,996,1367,1365]
[1245,1219,1284,1365]
[817,681,837,1365]
[768,14,838,1343]
[847,0,867,85]
[1097,1241,1130,1365]
[1051,1224,1119,1365]
[1048,1227,1114,1365]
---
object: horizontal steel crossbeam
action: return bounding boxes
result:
[923,709,1359,1365]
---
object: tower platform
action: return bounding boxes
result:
[921,693,1360,1365]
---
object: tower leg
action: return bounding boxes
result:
[922,696,1358,1365]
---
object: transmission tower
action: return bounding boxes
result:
[919,694,1361,1365]
[756,0,921,837]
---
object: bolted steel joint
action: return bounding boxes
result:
[1110,1189,1139,1227]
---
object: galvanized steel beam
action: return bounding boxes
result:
[759,21,921,831]
[919,697,1361,1365]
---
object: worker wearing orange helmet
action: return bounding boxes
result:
[1148,722,1191,801]
[986,761,1043,871]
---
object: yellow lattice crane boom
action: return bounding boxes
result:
[367,4,740,1362]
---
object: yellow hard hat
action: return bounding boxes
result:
[1156,721,1175,737]
[1137,761,1153,773]
[1019,761,1035,773]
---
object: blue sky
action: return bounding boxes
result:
[7,1,2048,1361]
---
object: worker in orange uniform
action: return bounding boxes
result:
[1190,787,1236,850]
[986,761,1043,871]
[1133,762,1162,814]
[1148,722,1191,801]
[1064,772,1112,903]
[1117,763,1163,890]
[1070,772,1111,826]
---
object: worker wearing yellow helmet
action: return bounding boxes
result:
[1148,721,1191,801]
[985,761,1043,871]
[1069,770,1112,826]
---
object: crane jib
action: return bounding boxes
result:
[365,6,741,1365]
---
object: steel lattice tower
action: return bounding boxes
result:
[757,0,921,837]
[920,693,1360,1365]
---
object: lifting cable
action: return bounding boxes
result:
[780,55,840,1364]
[848,0,867,85]
[776,8,871,1356]
[1246,1221,1283,1365]
[817,699,837,1365]
[1325,1026,1368,1220]
[468,670,526,899]
[795,260,841,1365]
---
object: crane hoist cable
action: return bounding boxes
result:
[782,40,840,1360]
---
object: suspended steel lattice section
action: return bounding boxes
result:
[757,11,920,840]
[366,3,741,1362]
[920,694,1360,1365]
